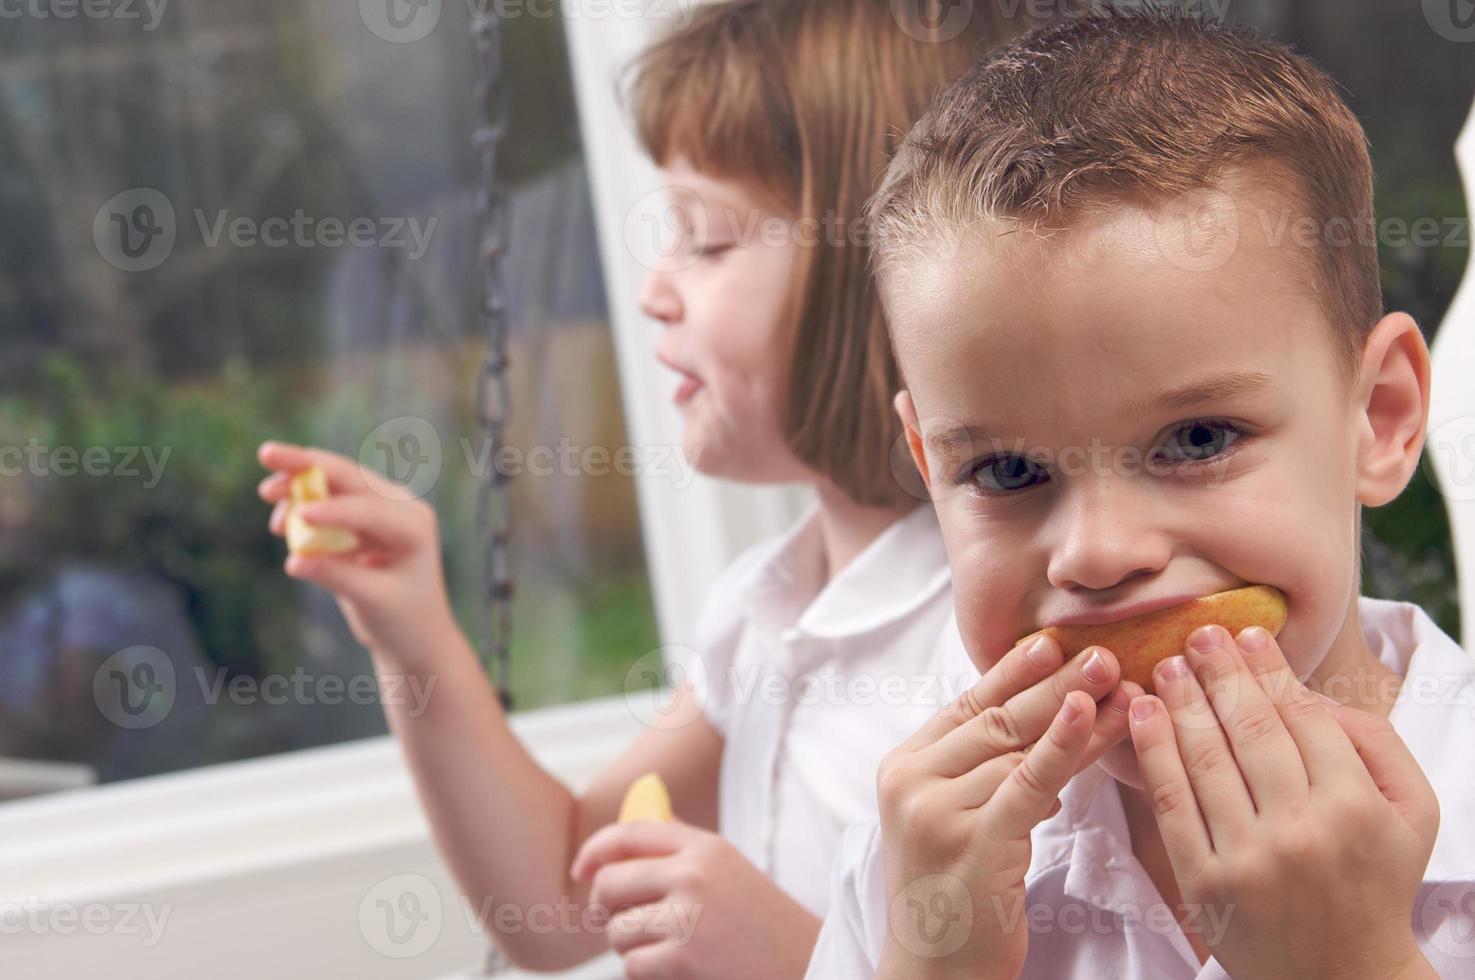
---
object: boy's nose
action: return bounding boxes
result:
[1044,477,1171,592]
[638,271,681,326]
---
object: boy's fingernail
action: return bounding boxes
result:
[1159,655,1189,681]
[1026,635,1053,667]
[1130,697,1155,721]
[1082,649,1108,683]
[1061,693,1083,722]
[1187,625,1226,655]
[1237,626,1269,653]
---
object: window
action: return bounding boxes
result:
[0,1,658,793]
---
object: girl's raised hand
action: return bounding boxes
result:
[1129,624,1440,980]
[874,636,1138,980]
[257,440,460,672]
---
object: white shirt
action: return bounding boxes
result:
[806,596,1475,978]
[679,503,976,916]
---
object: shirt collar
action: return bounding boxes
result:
[742,503,951,640]
[1369,597,1475,883]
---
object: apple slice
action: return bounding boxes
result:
[284,465,360,557]
[1016,585,1288,694]
[618,772,673,823]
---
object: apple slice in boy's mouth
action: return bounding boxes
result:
[1015,585,1289,695]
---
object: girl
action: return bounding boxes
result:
[258,2,1039,975]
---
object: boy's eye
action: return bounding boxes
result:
[1154,420,1242,463]
[970,454,1048,493]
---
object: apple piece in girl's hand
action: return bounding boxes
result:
[619,772,674,823]
[284,465,360,557]
[1016,585,1289,694]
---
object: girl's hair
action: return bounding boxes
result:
[624,0,1042,508]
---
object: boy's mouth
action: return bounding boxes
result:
[1018,585,1289,694]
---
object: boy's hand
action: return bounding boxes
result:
[258,441,459,671]
[874,636,1138,980]
[570,821,820,980]
[1129,624,1440,980]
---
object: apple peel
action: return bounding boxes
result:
[1016,585,1288,694]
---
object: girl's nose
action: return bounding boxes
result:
[639,271,681,326]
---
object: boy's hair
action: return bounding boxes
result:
[865,7,1383,383]
[624,0,1046,508]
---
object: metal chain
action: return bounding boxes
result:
[473,10,516,976]
[473,9,514,714]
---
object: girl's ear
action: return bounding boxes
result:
[894,390,932,488]
[1354,311,1431,508]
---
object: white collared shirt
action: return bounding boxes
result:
[805,596,1475,978]
[678,503,975,916]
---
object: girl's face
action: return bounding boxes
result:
[640,157,809,483]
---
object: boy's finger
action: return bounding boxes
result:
[929,645,1120,777]
[1155,655,1255,850]
[1128,694,1212,874]
[1235,626,1365,784]
[987,690,1095,840]
[898,633,1063,752]
[1329,704,1438,838]
[949,682,1134,809]
[1183,625,1307,814]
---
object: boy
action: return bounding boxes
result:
[806,9,1475,979]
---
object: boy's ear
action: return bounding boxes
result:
[894,390,932,488]
[1354,311,1431,508]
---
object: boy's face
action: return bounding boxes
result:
[889,181,1387,788]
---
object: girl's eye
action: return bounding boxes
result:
[1154,420,1242,464]
[969,454,1048,494]
[691,242,733,259]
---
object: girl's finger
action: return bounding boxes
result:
[606,902,677,955]
[294,496,422,554]
[258,470,288,503]
[268,499,289,537]
[1235,626,1367,787]
[1155,655,1255,850]
[929,644,1120,777]
[897,632,1064,752]
[284,551,381,604]
[257,441,415,502]
[1182,625,1307,814]
[987,690,1097,840]
[569,821,691,882]
[586,855,678,920]
[1128,694,1212,873]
